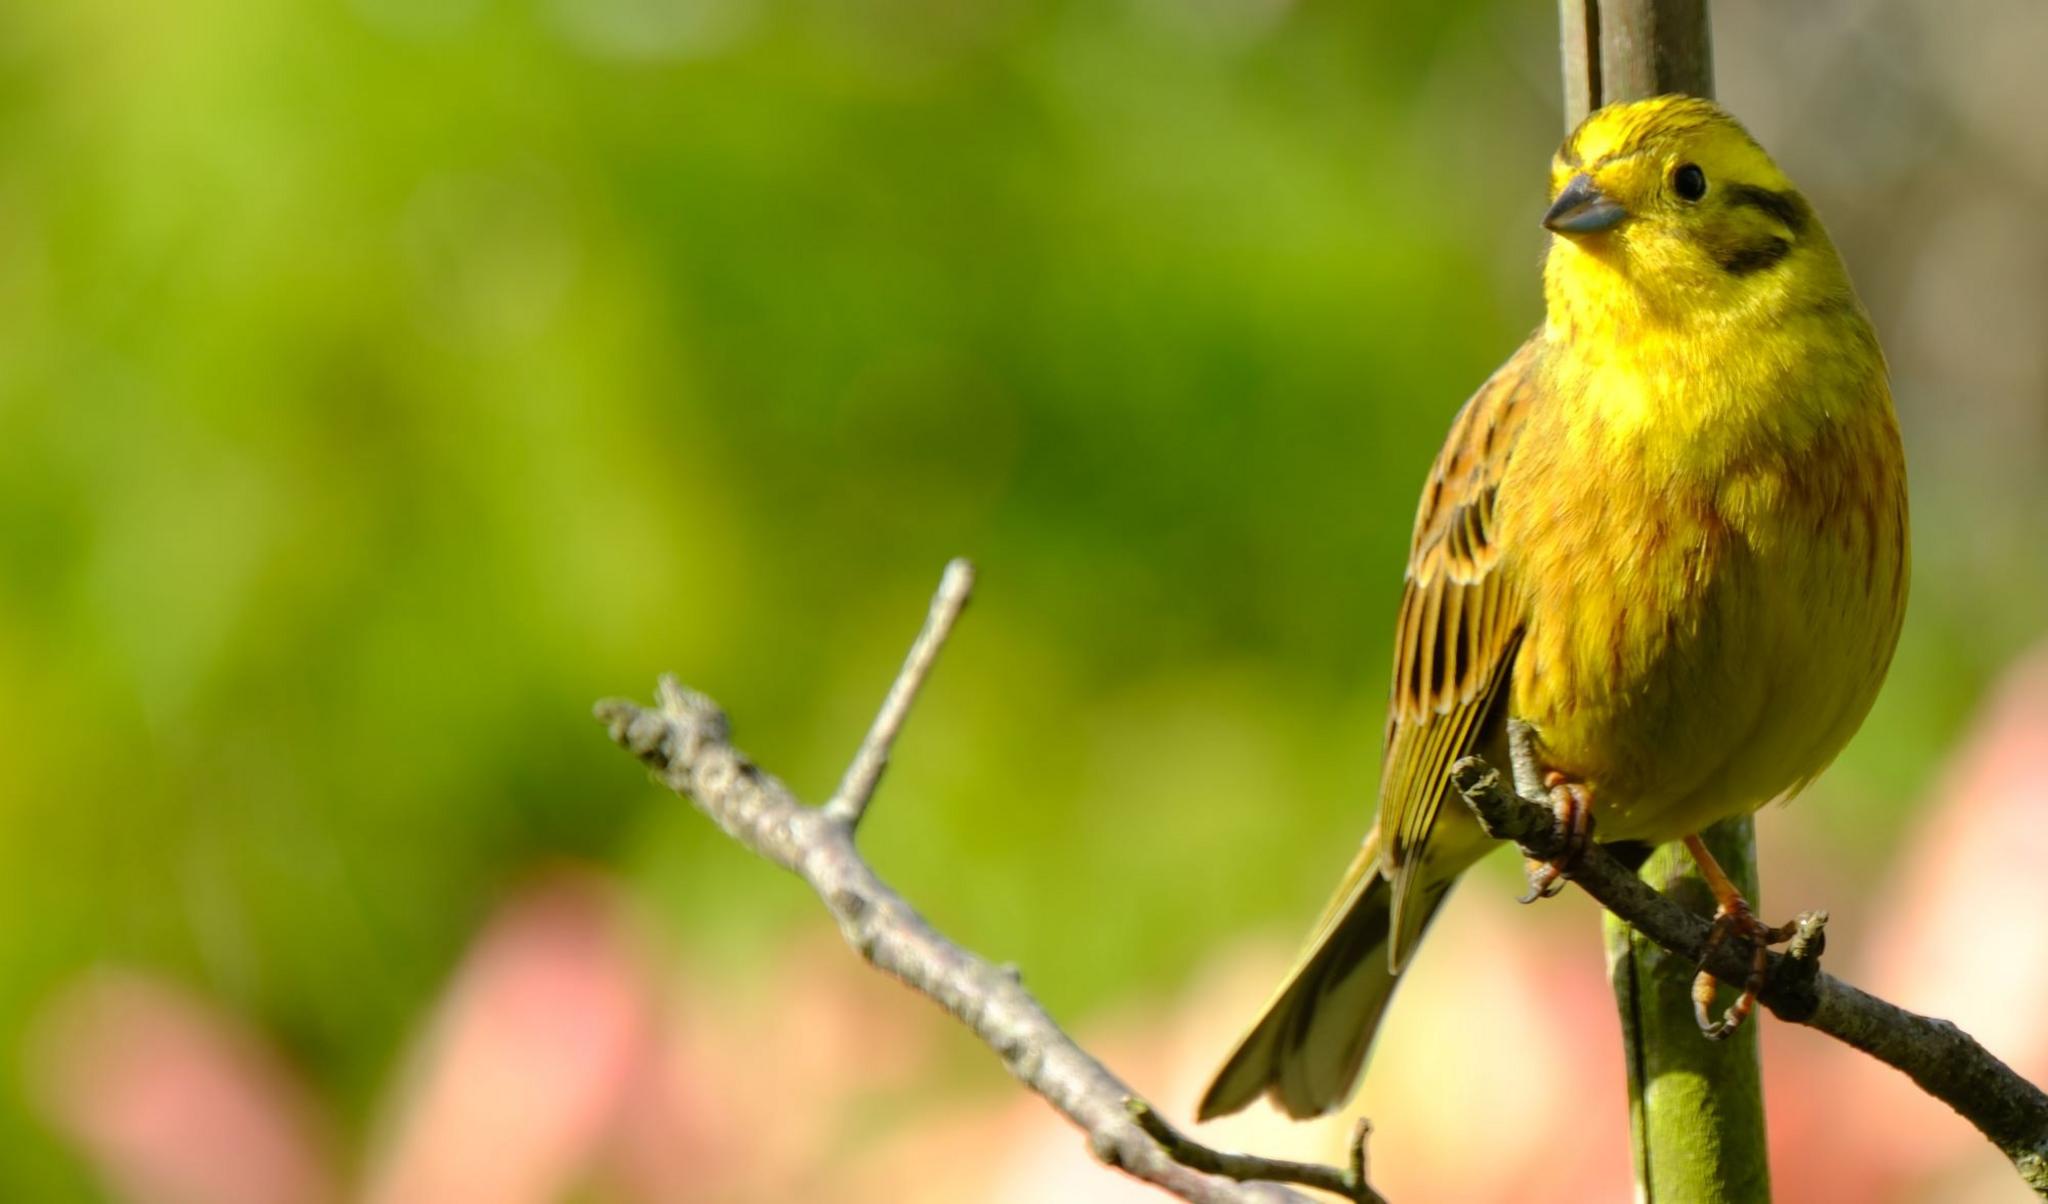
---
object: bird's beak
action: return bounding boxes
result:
[1542,173,1628,234]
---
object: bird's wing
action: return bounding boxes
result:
[1378,334,1540,967]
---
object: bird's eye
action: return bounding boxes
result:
[1673,163,1708,202]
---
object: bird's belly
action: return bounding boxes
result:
[1505,451,1903,846]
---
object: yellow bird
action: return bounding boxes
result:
[1200,96,1909,1121]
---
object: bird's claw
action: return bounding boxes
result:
[1692,898,1797,1039]
[1518,776,1593,904]
[1518,857,1567,903]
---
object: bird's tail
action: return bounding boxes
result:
[1196,830,1452,1121]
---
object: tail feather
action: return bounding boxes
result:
[1198,836,1453,1120]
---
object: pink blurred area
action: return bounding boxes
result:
[32,973,335,1204]
[361,873,656,1204]
[32,644,2048,1203]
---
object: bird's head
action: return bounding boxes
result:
[1540,96,1844,325]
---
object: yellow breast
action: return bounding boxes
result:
[1500,308,1908,844]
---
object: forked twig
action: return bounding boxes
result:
[596,562,1368,1203]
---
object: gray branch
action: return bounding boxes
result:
[591,559,2048,1200]
[594,564,1378,1203]
[1452,758,2048,1197]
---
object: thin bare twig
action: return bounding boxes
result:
[1127,1101,1385,1204]
[823,557,976,831]
[1452,757,2048,1197]
[596,563,1366,1203]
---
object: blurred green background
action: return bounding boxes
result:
[3,0,2044,1195]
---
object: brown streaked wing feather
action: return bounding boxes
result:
[1380,335,1540,966]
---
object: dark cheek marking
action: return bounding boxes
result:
[1718,236,1792,276]
[1724,184,1809,236]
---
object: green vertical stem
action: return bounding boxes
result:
[1556,1,1772,1199]
[1604,823,1772,1202]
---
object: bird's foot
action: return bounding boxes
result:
[1518,775,1593,903]
[1680,832,1800,1039]
[1691,895,1797,1039]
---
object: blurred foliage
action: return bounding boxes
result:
[0,0,2042,1195]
